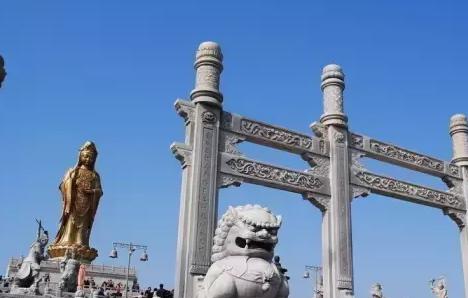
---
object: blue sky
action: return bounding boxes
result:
[1,1,467,297]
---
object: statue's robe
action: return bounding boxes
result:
[54,166,102,246]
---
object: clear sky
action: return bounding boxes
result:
[1,1,467,297]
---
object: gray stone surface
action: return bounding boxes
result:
[172,42,468,298]
[450,114,468,297]
[172,41,223,298]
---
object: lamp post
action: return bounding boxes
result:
[0,55,6,88]
[109,242,148,298]
[303,265,323,298]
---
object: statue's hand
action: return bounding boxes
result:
[84,189,94,194]
[84,188,103,196]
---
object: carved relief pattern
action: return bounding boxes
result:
[355,172,463,209]
[449,164,460,177]
[370,140,444,172]
[324,86,343,114]
[442,176,464,196]
[240,119,313,150]
[202,111,216,124]
[333,131,345,143]
[310,121,327,139]
[192,127,214,273]
[220,111,232,129]
[226,158,324,190]
[175,100,194,124]
[171,143,192,169]
[217,173,243,189]
[197,66,220,90]
[350,133,363,149]
[221,133,244,155]
[444,209,466,230]
[303,154,330,177]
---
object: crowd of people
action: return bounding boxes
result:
[82,279,173,298]
[1,274,173,298]
[138,284,173,298]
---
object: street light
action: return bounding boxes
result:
[109,242,148,298]
[0,55,6,88]
[303,265,323,298]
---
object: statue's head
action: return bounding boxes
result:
[39,230,49,246]
[437,279,445,290]
[78,141,98,170]
[212,204,282,262]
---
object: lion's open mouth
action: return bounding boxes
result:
[235,237,274,252]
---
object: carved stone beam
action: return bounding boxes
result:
[221,111,329,157]
[349,132,461,179]
[219,152,331,196]
[351,170,466,212]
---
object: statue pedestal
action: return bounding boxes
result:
[47,245,98,264]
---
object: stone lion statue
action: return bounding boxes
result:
[201,204,289,298]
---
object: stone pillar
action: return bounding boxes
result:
[449,114,468,298]
[173,41,223,298]
[320,64,354,298]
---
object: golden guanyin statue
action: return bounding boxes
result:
[48,141,103,263]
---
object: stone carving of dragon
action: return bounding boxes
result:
[201,204,289,298]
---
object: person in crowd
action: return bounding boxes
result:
[132,280,140,292]
[145,286,153,298]
[156,284,170,298]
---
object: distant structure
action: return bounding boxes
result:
[430,277,448,298]
[0,55,6,87]
[370,283,384,298]
[172,41,468,298]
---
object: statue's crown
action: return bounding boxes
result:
[79,141,98,155]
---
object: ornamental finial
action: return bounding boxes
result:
[320,64,347,127]
[190,41,224,107]
[449,114,468,166]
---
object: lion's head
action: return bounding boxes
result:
[212,204,282,262]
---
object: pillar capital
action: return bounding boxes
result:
[190,41,224,107]
[450,114,468,166]
[320,64,348,127]
[321,64,345,90]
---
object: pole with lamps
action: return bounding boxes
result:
[0,55,6,88]
[109,242,148,298]
[303,265,323,298]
